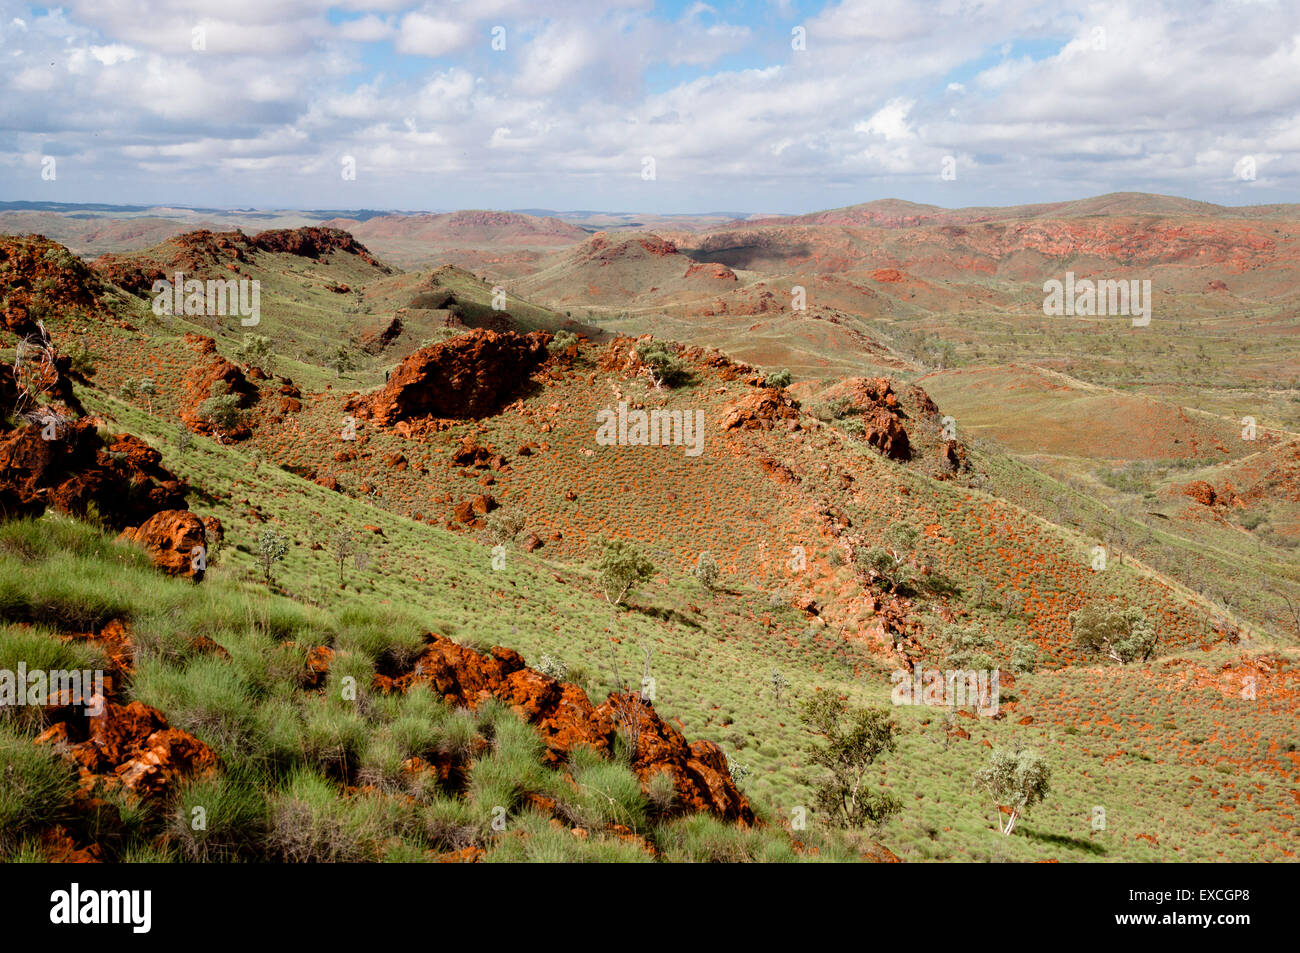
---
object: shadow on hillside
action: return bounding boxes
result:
[679,242,815,270]
[628,603,703,629]
[1022,828,1108,856]
[186,484,221,508]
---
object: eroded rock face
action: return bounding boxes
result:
[351,329,551,425]
[852,378,912,461]
[180,335,258,440]
[250,226,387,270]
[721,388,801,431]
[118,510,208,579]
[36,699,216,799]
[0,416,188,529]
[375,634,755,824]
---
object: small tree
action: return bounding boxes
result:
[198,381,245,440]
[1010,643,1039,674]
[174,422,193,457]
[330,345,357,378]
[939,622,995,670]
[1070,604,1157,665]
[138,377,157,414]
[770,669,789,703]
[799,693,901,829]
[692,551,720,591]
[485,508,526,546]
[596,539,655,607]
[236,334,275,375]
[636,341,689,390]
[973,746,1051,836]
[66,340,96,376]
[120,378,139,401]
[328,528,357,585]
[257,528,290,586]
[855,524,922,593]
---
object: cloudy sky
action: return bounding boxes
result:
[1,0,1297,214]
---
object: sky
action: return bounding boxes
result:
[0,0,1297,215]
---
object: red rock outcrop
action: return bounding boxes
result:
[118,510,208,579]
[179,335,258,439]
[36,699,217,799]
[251,226,388,270]
[350,329,551,425]
[720,387,801,431]
[684,261,737,282]
[0,415,188,529]
[375,634,754,824]
[0,235,110,334]
[359,316,404,355]
[1183,480,1217,506]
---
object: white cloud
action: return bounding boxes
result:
[395,12,472,57]
[857,98,917,141]
[0,0,1297,211]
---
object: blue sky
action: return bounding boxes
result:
[0,0,1296,213]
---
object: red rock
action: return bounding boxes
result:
[250,226,387,268]
[451,435,504,469]
[36,699,216,799]
[350,329,551,424]
[684,262,738,282]
[374,634,754,824]
[0,412,188,529]
[720,388,801,431]
[118,510,208,579]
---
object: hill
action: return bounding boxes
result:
[2,205,1298,865]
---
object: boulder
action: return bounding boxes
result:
[119,510,208,579]
[720,387,801,431]
[351,329,551,424]
[374,634,755,824]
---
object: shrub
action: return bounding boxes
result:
[799,693,901,829]
[536,653,568,681]
[692,551,720,590]
[257,528,290,586]
[635,341,690,389]
[549,330,578,354]
[485,508,526,545]
[764,368,792,389]
[235,334,274,374]
[198,381,245,435]
[595,539,655,606]
[1070,604,1157,664]
[972,746,1051,836]
[1010,643,1039,674]
[939,623,995,670]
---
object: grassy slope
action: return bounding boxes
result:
[8,233,1297,861]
